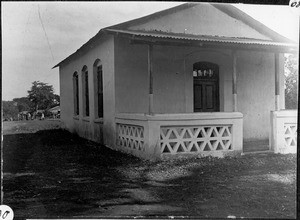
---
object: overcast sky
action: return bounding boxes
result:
[2,2,299,101]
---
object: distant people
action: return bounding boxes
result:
[28,113,31,120]
[41,113,45,120]
[33,112,37,120]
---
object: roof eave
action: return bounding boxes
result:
[106,29,298,49]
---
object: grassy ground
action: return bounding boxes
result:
[2,120,297,218]
[3,119,63,135]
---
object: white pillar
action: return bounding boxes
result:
[232,51,238,112]
[148,44,154,115]
[275,53,280,111]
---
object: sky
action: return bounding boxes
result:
[2,2,299,101]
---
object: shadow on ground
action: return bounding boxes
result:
[3,129,296,218]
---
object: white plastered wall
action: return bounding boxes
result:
[236,51,285,141]
[114,36,233,115]
[59,34,115,147]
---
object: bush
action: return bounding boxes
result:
[284,54,298,109]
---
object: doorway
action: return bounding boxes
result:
[193,62,219,112]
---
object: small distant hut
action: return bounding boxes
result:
[49,106,61,119]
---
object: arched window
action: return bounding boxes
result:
[82,66,89,117]
[94,59,103,118]
[73,72,79,115]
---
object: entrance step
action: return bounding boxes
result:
[243,140,269,153]
[241,150,274,156]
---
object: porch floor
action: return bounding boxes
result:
[243,140,270,153]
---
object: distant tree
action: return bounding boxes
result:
[284,54,298,109]
[27,81,59,111]
[2,101,19,119]
[52,94,60,108]
[13,97,32,112]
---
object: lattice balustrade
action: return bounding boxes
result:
[160,125,232,154]
[284,123,297,148]
[117,124,145,151]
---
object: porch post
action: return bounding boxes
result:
[148,44,154,115]
[232,51,238,112]
[275,53,280,111]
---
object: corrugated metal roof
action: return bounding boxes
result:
[105,3,293,43]
[53,3,298,68]
[49,105,60,111]
[105,29,296,47]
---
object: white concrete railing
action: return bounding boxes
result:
[270,110,298,154]
[115,112,243,160]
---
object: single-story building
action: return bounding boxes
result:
[54,3,298,160]
[49,105,61,118]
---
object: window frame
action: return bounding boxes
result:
[73,72,79,116]
[93,59,104,119]
[82,66,90,117]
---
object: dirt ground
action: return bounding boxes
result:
[2,120,297,218]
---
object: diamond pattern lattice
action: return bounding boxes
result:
[117,124,145,151]
[160,125,232,154]
[284,123,297,148]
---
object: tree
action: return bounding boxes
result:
[2,101,19,119]
[284,54,298,109]
[13,97,32,112]
[27,81,59,111]
[52,94,60,108]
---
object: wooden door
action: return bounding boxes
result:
[193,62,219,112]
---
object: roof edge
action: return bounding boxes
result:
[52,29,107,69]
[106,28,298,48]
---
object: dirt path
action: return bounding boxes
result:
[2,123,296,218]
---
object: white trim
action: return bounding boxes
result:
[271,110,297,118]
[115,112,243,121]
